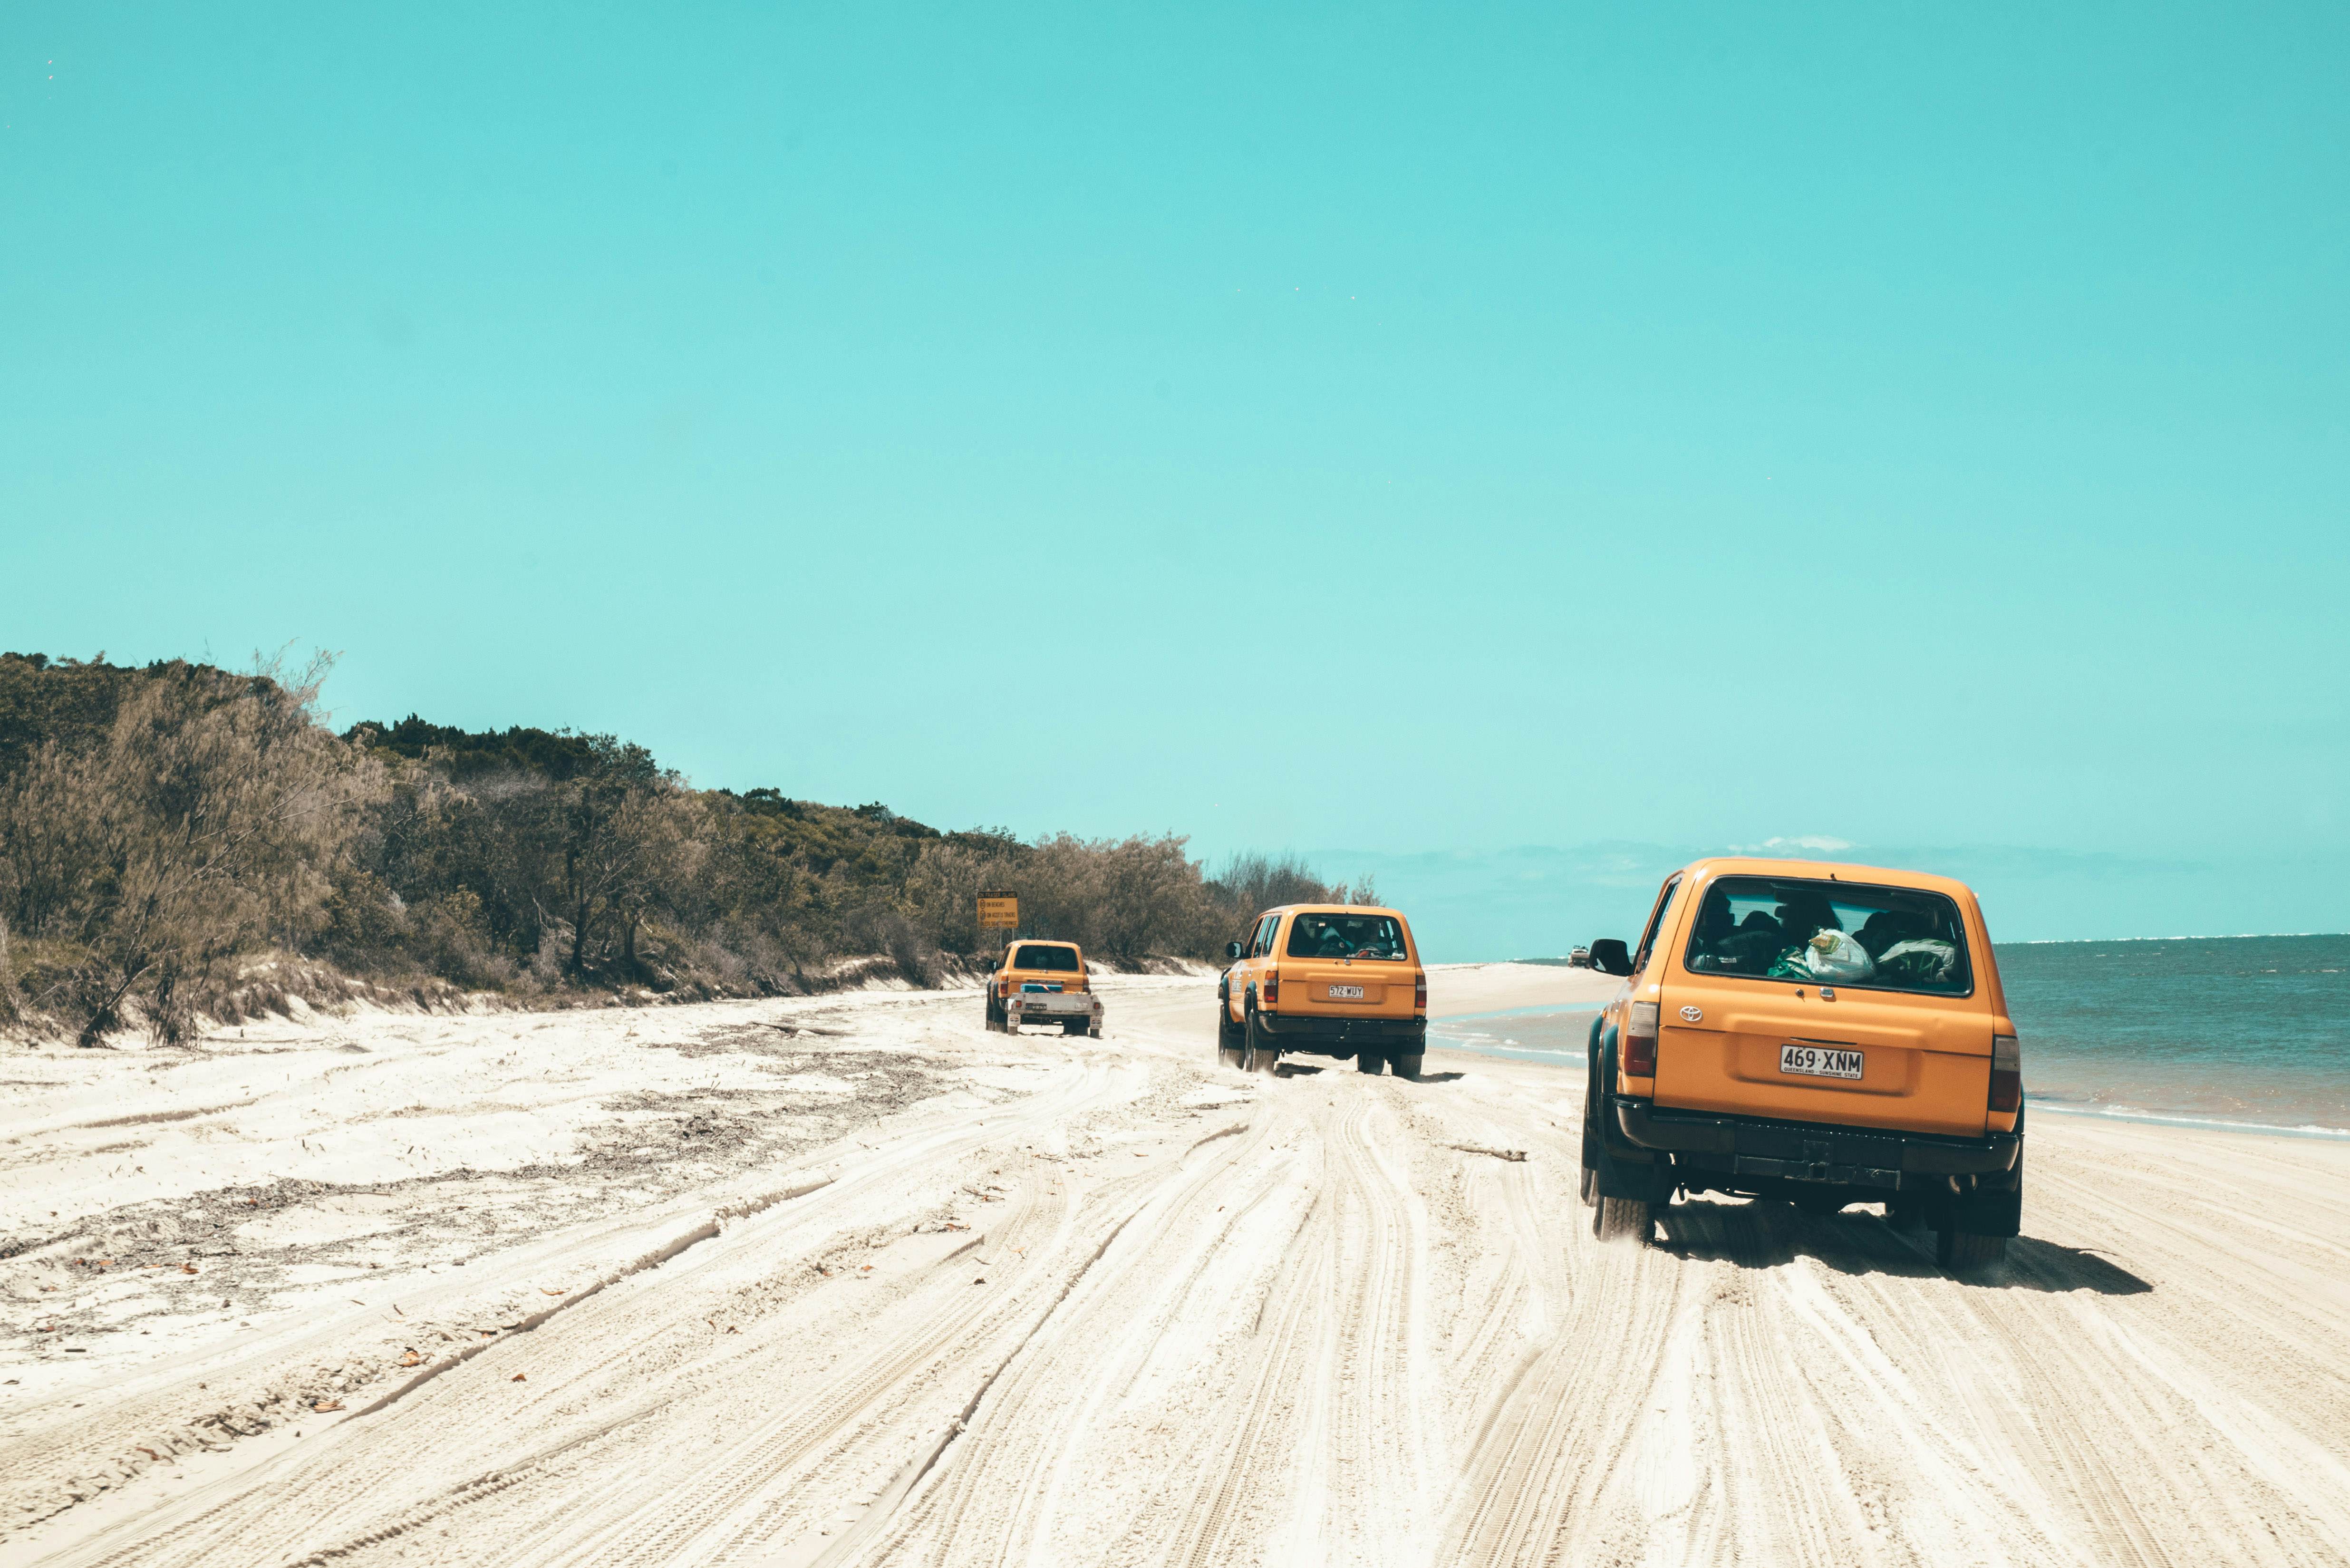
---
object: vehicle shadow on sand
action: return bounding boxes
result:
[1268,1065,1467,1083]
[1652,1198,2154,1295]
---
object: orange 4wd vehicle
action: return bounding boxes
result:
[1582,858,2024,1271]
[985,940,1104,1037]
[1218,905,1429,1077]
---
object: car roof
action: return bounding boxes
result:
[1264,904,1406,919]
[1673,857,1979,902]
[1011,939,1080,948]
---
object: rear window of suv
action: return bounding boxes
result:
[1012,944,1081,971]
[1286,913,1408,960]
[1683,876,1972,996]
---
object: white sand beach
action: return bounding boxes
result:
[5,964,2347,1566]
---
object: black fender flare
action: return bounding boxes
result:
[1586,1023,1670,1201]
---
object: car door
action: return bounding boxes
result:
[1230,912,1273,1017]
[1248,913,1281,1009]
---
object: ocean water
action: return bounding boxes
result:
[1428,1004,1599,1068]
[1433,934,2350,1137]
[1997,934,2350,1136]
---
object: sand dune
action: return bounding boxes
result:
[5,966,2346,1565]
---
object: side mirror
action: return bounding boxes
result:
[1224,941,1244,961]
[1589,939,1633,977]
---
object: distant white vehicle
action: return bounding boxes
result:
[1568,947,1592,968]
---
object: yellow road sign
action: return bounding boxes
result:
[977,891,1019,930]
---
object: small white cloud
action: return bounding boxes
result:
[1729,835,1855,854]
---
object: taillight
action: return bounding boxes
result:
[1990,1034,2022,1113]
[1263,968,1280,1005]
[997,978,1011,998]
[1624,1002,1660,1077]
[1413,971,1427,1012]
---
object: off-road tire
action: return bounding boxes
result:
[984,997,1004,1034]
[1579,1162,1598,1207]
[1242,1006,1281,1075]
[1087,1023,1102,1039]
[1217,1002,1245,1068]
[1593,1195,1653,1243]
[1937,1228,2006,1272]
[1355,1051,1385,1074]
[1392,1052,1424,1080]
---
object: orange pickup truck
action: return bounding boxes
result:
[1217,904,1429,1077]
[1581,857,2024,1271]
[985,940,1104,1037]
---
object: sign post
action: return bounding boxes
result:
[977,890,1019,959]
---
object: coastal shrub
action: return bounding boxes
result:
[0,653,377,1043]
[0,648,1373,1038]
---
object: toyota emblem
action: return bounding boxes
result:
[1679,1005,1702,1022]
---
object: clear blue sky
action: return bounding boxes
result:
[5,4,2345,944]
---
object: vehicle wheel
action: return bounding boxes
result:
[1593,1195,1652,1243]
[1355,1051,1385,1074]
[1088,1023,1102,1039]
[1392,1052,1424,1081]
[984,996,1003,1034]
[1579,1162,1598,1207]
[1937,1228,2006,1272]
[1242,1006,1281,1075]
[1216,1001,1244,1067]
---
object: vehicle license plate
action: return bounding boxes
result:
[1327,985,1365,1001]
[1780,1044,1863,1080]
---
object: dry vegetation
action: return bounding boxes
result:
[0,652,1370,1041]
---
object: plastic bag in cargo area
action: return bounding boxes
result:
[1765,929,1876,982]
[1874,939,1958,986]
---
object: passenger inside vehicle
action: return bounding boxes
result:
[1683,877,1971,995]
[1286,914,1407,960]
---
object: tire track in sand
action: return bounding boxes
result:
[1436,1223,1683,1567]
[41,1058,1132,1568]
[848,1109,1312,1566]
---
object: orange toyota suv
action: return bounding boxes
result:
[1581,858,2024,1271]
[1217,905,1429,1076]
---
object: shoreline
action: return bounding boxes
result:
[1430,987,2350,1140]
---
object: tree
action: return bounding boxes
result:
[0,653,378,1042]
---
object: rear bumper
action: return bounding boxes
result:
[1004,994,1101,1020]
[1256,1012,1426,1053]
[1613,1097,2020,1192]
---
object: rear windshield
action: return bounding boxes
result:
[1683,876,1972,996]
[1012,944,1080,971]
[1285,913,1409,960]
